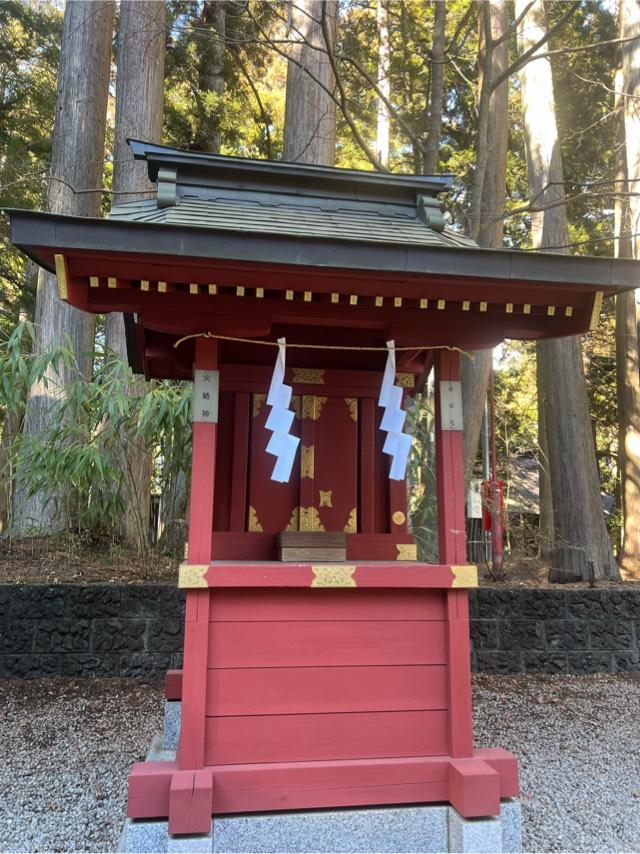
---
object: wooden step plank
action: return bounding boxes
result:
[208,589,446,622]
[207,620,446,667]
[204,709,449,764]
[205,665,448,716]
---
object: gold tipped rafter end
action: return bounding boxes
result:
[54,254,68,301]
[451,564,478,588]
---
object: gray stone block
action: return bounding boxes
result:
[475,651,522,674]
[499,799,522,854]
[163,700,181,750]
[168,829,213,854]
[118,818,174,853]
[146,734,176,763]
[213,806,449,853]
[448,809,503,853]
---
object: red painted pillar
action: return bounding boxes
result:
[435,349,474,758]
[178,337,218,771]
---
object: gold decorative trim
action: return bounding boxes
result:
[480,301,488,312]
[286,289,294,300]
[183,542,189,559]
[236,286,245,297]
[392,510,406,526]
[285,507,300,531]
[294,368,325,385]
[375,296,384,307]
[89,276,100,288]
[547,305,556,316]
[256,287,264,298]
[158,281,167,293]
[108,277,117,289]
[343,507,357,533]
[208,284,217,295]
[302,395,327,419]
[451,564,478,588]
[291,395,301,419]
[394,296,403,307]
[141,280,150,291]
[345,397,358,421]
[506,303,513,314]
[311,565,357,588]
[178,563,208,588]
[54,254,68,301]
[420,298,428,309]
[590,291,604,331]
[189,283,199,295]
[565,306,574,317]
[301,445,315,479]
[437,299,446,310]
[299,506,325,532]
[319,489,333,508]
[252,393,266,419]
[462,300,470,311]
[304,291,312,302]
[248,505,263,532]
[350,294,358,305]
[396,543,417,560]
[523,303,531,314]
[395,373,415,389]
[331,292,340,303]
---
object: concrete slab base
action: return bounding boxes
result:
[119,799,521,853]
[163,700,181,751]
[122,733,522,853]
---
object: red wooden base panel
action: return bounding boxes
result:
[127,749,519,832]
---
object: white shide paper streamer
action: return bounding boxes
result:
[266,338,300,482]
[378,340,413,480]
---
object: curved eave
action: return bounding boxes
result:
[5,207,638,293]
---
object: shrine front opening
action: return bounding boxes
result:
[7,139,636,841]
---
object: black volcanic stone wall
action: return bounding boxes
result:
[2,584,640,678]
[0,585,185,679]
[469,588,640,674]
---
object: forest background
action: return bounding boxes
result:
[1,0,639,585]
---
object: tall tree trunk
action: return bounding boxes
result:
[104,0,166,552]
[516,0,617,581]
[461,0,509,488]
[194,0,226,152]
[376,0,391,168]
[618,4,640,578]
[423,0,446,174]
[12,0,115,536]
[283,0,338,165]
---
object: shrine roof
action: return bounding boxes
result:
[106,140,472,250]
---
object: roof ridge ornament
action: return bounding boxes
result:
[157,166,177,208]
[417,194,445,232]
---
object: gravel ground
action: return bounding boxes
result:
[1,673,639,853]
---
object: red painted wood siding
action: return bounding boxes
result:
[203,587,449,769]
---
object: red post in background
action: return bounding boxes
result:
[434,349,474,758]
[178,337,218,771]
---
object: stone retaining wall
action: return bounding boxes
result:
[1,584,639,678]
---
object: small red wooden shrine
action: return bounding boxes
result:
[7,141,635,835]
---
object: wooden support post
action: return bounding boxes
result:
[435,349,474,758]
[179,338,218,772]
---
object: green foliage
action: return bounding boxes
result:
[1,323,192,544]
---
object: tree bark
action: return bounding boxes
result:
[283,0,338,165]
[194,0,226,153]
[423,0,446,175]
[376,0,391,168]
[12,0,115,536]
[103,0,166,552]
[617,4,640,578]
[516,0,617,580]
[461,0,509,488]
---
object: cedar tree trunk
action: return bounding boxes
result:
[516,0,617,580]
[283,0,338,165]
[12,0,115,535]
